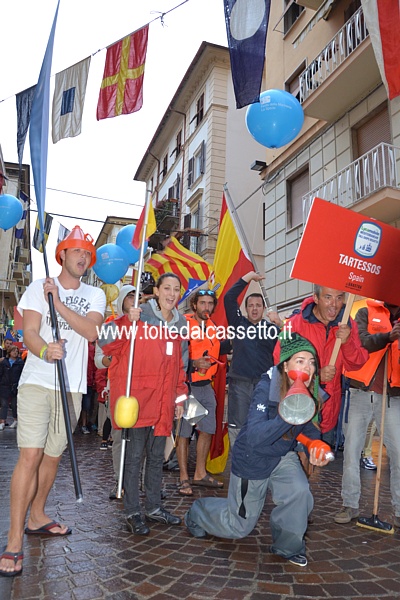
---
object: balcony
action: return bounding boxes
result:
[299,6,381,121]
[0,279,20,304]
[12,262,24,280]
[23,270,32,286]
[303,143,400,223]
[18,248,30,264]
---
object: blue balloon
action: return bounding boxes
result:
[116,224,147,264]
[93,244,130,284]
[0,194,23,231]
[246,89,304,149]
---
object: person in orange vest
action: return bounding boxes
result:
[334,300,400,527]
[176,290,230,496]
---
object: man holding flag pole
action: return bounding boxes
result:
[0,1,106,577]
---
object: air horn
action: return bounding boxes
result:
[278,370,316,425]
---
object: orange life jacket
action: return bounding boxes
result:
[185,313,221,382]
[345,300,400,387]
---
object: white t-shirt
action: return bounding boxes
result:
[18,277,106,393]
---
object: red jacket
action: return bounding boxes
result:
[102,314,187,435]
[274,297,368,433]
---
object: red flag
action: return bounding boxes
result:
[361,0,400,100]
[131,200,157,249]
[97,25,149,120]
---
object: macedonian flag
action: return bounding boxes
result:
[96,25,149,120]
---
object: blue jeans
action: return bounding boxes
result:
[123,427,166,516]
[342,389,400,516]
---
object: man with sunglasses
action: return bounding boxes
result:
[176,289,230,496]
[224,271,282,448]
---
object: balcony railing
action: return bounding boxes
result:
[303,143,400,222]
[299,6,368,103]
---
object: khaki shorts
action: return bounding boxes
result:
[17,384,82,457]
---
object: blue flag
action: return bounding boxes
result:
[29,0,60,250]
[224,0,270,109]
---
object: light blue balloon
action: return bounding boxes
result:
[246,89,304,149]
[116,224,147,265]
[0,194,23,231]
[93,244,130,284]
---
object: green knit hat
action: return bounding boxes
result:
[278,332,318,365]
[278,332,320,403]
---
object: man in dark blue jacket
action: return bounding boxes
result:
[224,271,282,447]
[185,333,331,567]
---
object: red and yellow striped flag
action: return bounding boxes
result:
[145,236,212,295]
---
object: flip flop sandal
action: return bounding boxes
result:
[178,480,193,496]
[24,520,72,536]
[192,474,224,488]
[0,550,24,577]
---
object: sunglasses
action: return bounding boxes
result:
[197,290,216,297]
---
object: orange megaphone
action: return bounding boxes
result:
[278,370,316,425]
[296,433,335,462]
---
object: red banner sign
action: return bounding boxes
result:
[291,197,400,304]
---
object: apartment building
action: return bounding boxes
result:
[261,0,400,315]
[134,41,267,271]
[0,156,31,340]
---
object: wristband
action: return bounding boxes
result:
[39,344,48,360]
[42,349,49,363]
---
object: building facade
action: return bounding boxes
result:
[261,0,400,315]
[134,41,267,272]
[0,156,31,342]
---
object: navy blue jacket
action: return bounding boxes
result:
[224,278,279,380]
[231,369,321,480]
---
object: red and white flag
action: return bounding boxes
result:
[361,0,400,100]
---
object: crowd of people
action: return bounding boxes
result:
[1,227,399,578]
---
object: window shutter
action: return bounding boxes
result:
[175,173,181,199]
[288,168,309,228]
[188,158,194,188]
[356,107,391,157]
[200,141,206,174]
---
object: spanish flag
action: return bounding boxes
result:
[131,200,157,249]
[211,193,254,328]
[207,193,254,467]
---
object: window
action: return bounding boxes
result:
[287,167,309,229]
[161,154,168,180]
[187,142,205,188]
[170,130,182,160]
[189,93,205,128]
[286,62,306,103]
[150,177,154,193]
[190,207,200,254]
[284,0,304,34]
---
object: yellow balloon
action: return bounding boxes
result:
[114,395,139,428]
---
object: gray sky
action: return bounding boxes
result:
[1,0,227,278]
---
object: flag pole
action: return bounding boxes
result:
[223,183,272,309]
[117,188,152,499]
[41,242,83,502]
[28,0,82,502]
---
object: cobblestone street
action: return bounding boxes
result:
[1,427,399,600]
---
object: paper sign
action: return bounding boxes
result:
[291,197,400,305]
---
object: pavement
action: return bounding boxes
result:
[1,426,400,600]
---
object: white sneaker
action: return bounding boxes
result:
[9,421,17,429]
[0,423,5,431]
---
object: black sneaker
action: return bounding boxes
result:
[126,514,150,536]
[145,507,181,526]
[109,482,124,500]
[288,554,308,567]
[100,442,108,451]
[270,546,307,567]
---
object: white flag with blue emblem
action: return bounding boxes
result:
[52,57,91,143]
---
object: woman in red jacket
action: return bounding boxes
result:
[100,273,188,536]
